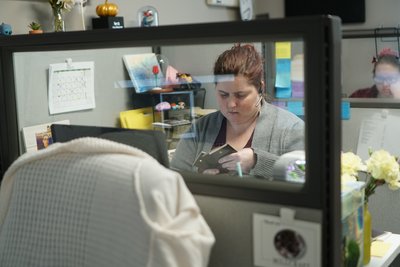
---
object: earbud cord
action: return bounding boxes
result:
[255,95,262,107]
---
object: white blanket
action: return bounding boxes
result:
[0,137,215,267]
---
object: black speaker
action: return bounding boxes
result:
[92,16,124,29]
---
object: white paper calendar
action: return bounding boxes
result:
[48,60,95,115]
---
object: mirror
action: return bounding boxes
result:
[12,40,306,185]
[158,41,306,183]
[0,17,342,211]
[342,28,400,107]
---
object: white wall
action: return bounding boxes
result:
[343,0,400,30]
[0,0,238,34]
[3,0,399,35]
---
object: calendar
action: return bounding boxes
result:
[48,60,95,115]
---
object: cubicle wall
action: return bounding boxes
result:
[13,47,149,153]
[340,28,400,266]
[194,195,322,266]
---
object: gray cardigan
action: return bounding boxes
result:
[170,102,305,178]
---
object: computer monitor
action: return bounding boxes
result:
[51,124,169,167]
[285,0,365,23]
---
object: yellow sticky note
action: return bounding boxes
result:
[371,241,392,257]
[275,42,291,59]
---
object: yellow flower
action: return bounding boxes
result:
[341,152,365,176]
[366,150,399,183]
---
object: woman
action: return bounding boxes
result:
[170,44,304,178]
[350,48,400,98]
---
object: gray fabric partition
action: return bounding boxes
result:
[13,47,151,153]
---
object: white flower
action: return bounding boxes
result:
[341,152,366,176]
[49,0,75,12]
[61,0,75,11]
[341,173,358,183]
[341,149,400,203]
[387,173,400,190]
[366,150,399,183]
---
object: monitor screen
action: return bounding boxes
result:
[285,0,365,23]
[51,124,169,167]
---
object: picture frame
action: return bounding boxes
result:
[22,120,70,152]
[123,53,164,93]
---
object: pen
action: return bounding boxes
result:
[236,162,243,178]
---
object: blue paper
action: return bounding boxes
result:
[342,101,351,120]
[275,87,292,98]
[287,101,304,116]
[275,59,291,88]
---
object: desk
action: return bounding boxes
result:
[365,233,400,267]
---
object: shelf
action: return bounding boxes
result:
[365,233,400,267]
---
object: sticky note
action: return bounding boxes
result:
[275,59,291,89]
[287,101,304,116]
[275,87,291,99]
[272,101,286,109]
[275,42,291,59]
[342,101,350,120]
[291,81,304,98]
[371,240,391,257]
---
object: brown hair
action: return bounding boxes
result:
[213,44,264,93]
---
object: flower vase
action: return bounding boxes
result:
[363,203,372,265]
[53,8,65,32]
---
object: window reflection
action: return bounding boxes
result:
[342,32,400,102]
[157,42,306,182]
[349,48,400,99]
[12,40,306,183]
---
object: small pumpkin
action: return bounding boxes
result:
[96,0,119,17]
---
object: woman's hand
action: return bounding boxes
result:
[218,148,256,174]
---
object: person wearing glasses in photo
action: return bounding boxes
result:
[350,48,400,98]
[170,43,304,178]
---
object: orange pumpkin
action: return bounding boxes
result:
[96,0,118,17]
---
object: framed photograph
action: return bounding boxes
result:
[123,53,164,93]
[22,120,70,152]
[253,212,321,267]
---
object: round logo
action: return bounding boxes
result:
[274,229,306,260]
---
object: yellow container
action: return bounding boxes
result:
[120,107,153,130]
